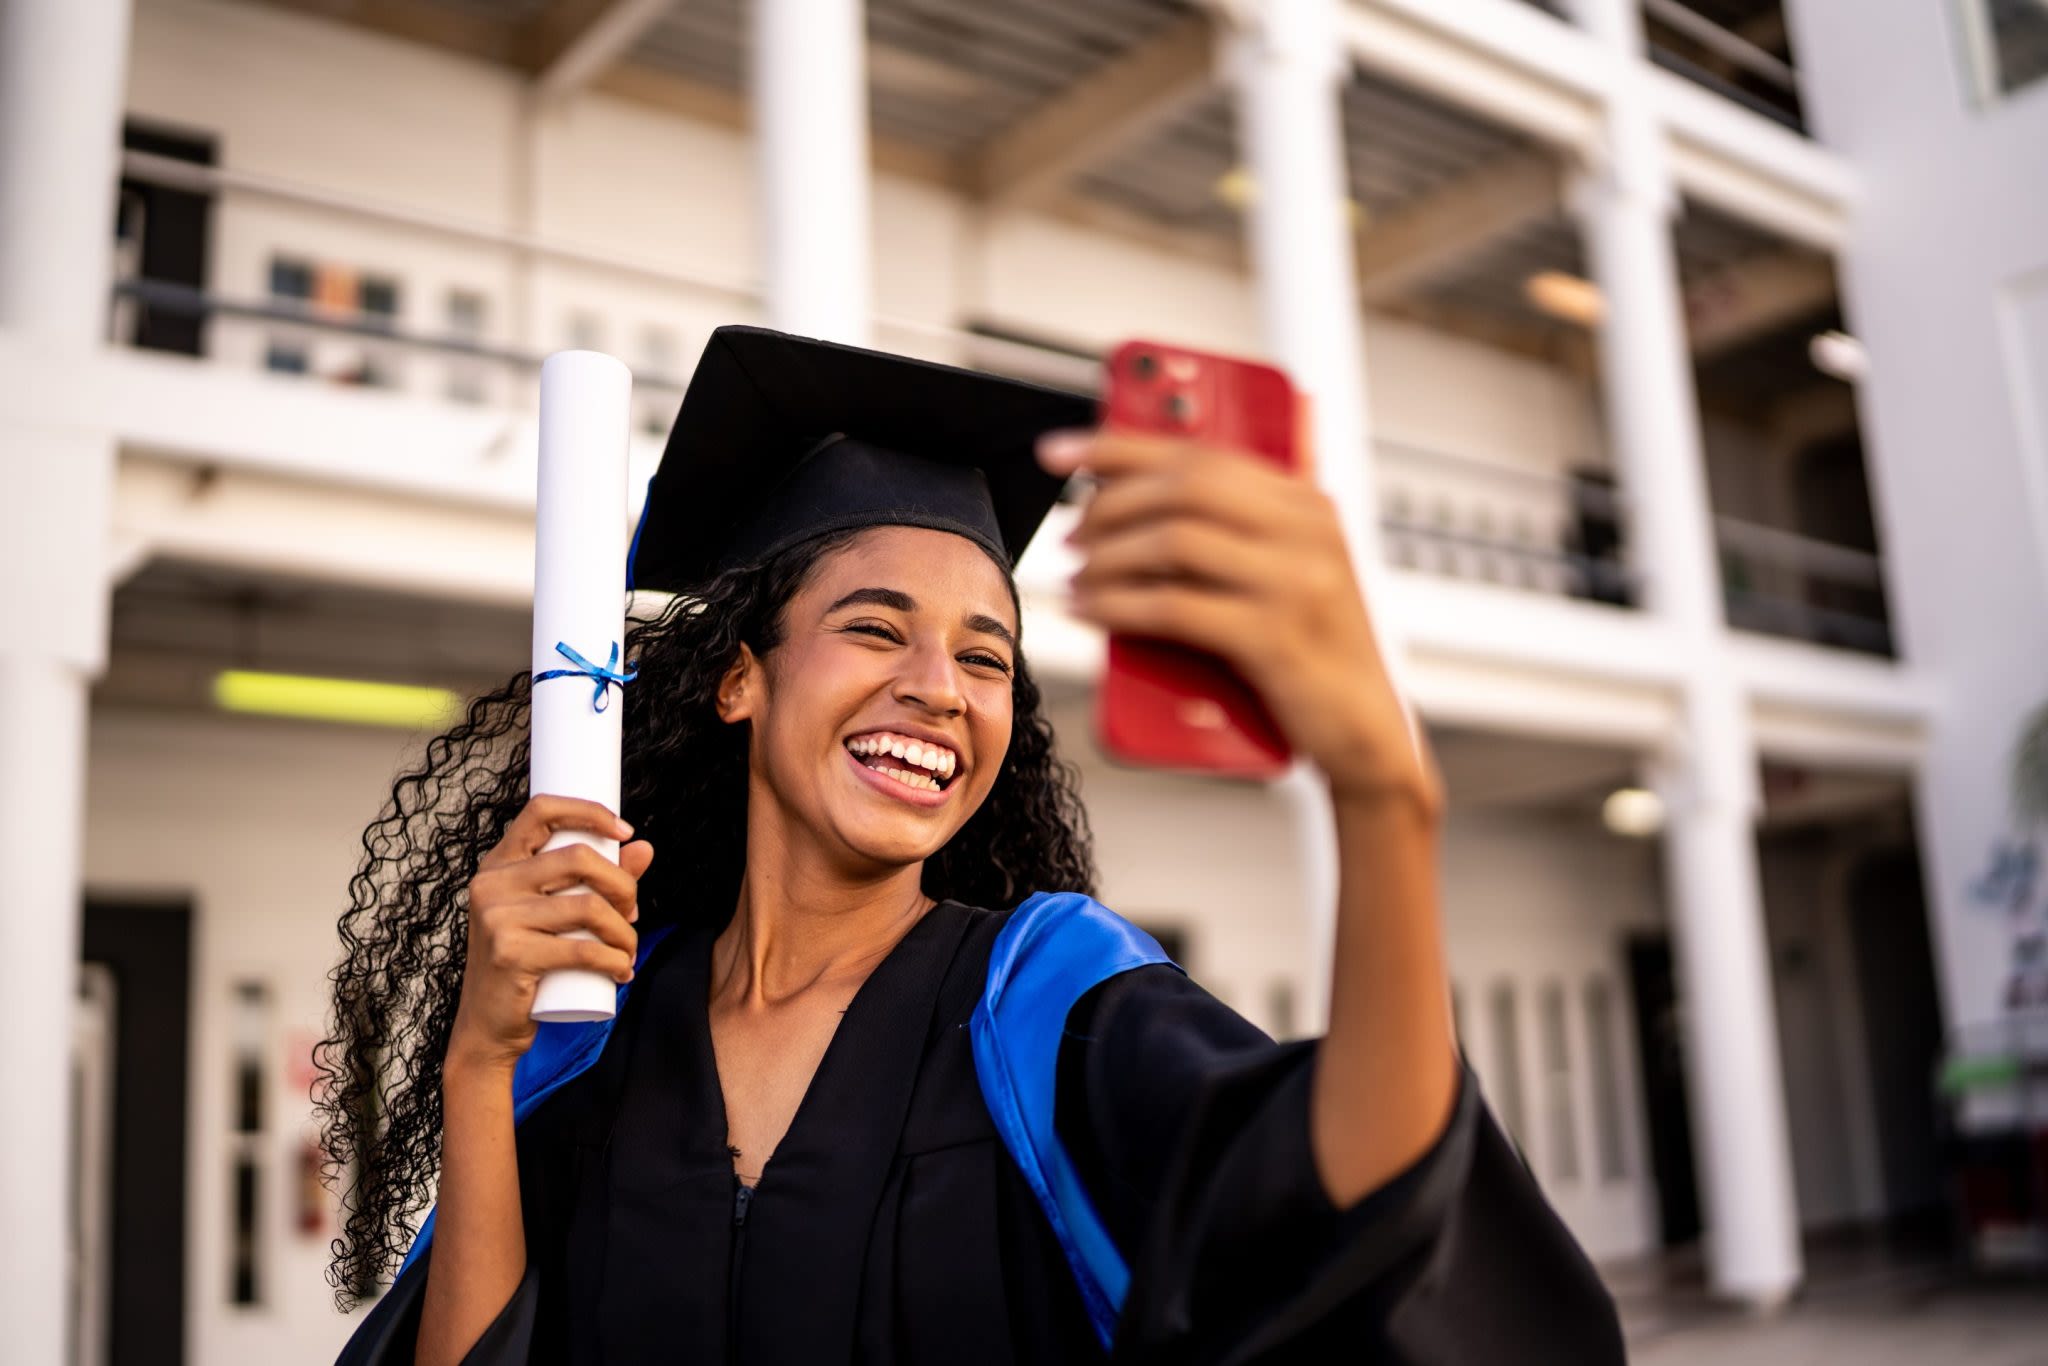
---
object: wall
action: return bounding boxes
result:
[124,0,1607,488]
[1790,0,2048,1033]
[83,704,421,1364]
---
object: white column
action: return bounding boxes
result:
[1568,0,1802,1306]
[751,0,872,345]
[1226,0,1412,1032]
[0,2,130,1360]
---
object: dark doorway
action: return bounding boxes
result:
[80,901,192,1366]
[1846,841,1947,1219]
[115,120,216,356]
[1628,935,1702,1246]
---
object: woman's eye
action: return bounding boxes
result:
[845,622,901,642]
[962,652,1012,674]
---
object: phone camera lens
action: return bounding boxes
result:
[1131,352,1158,379]
[1163,391,1195,425]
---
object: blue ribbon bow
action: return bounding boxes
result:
[533,640,637,713]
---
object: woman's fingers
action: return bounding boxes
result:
[504,891,639,955]
[519,928,637,983]
[1067,580,1258,661]
[475,840,641,918]
[482,795,633,868]
[1070,517,1274,597]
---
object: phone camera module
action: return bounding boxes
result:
[1131,352,1159,380]
[1162,390,1198,426]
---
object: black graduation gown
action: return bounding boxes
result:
[337,900,1624,1364]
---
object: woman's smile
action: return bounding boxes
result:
[841,743,955,808]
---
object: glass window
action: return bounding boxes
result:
[446,288,487,338]
[1956,0,2048,102]
[1540,981,1580,1183]
[268,256,313,301]
[1488,981,1529,1150]
[264,343,308,375]
[229,982,270,1306]
[359,276,400,327]
[1585,978,1630,1182]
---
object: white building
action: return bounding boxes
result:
[3,0,2044,1361]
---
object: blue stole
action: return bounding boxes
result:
[394,892,1174,1346]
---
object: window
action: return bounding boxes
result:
[447,289,487,338]
[565,310,606,352]
[1584,978,1630,1181]
[264,342,308,375]
[1488,982,1529,1150]
[446,289,489,404]
[1956,0,2048,102]
[268,256,313,302]
[1540,981,1580,1183]
[229,981,270,1306]
[359,275,400,327]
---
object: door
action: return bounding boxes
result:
[78,902,192,1366]
[1627,935,1702,1246]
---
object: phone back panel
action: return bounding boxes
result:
[1095,340,1298,780]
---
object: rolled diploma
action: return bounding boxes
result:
[529,350,633,1023]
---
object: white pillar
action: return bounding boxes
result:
[0,2,130,1360]
[751,0,872,345]
[1226,0,1415,1032]
[1568,0,1802,1305]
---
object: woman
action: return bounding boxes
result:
[324,327,1623,1364]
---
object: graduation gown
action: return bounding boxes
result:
[336,899,1624,1364]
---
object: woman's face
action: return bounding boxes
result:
[721,525,1020,877]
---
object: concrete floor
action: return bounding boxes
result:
[1628,1282,2048,1365]
[1615,1238,2048,1365]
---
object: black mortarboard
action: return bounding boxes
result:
[629,326,1096,594]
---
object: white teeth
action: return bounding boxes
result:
[847,733,957,784]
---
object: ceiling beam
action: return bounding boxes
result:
[592,63,966,191]
[528,0,677,98]
[1684,249,1836,358]
[1354,152,1564,303]
[964,14,1218,211]
[248,0,524,63]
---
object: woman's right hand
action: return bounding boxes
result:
[445,795,653,1075]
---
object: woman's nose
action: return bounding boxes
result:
[894,641,965,716]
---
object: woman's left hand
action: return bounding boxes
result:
[1038,427,1441,812]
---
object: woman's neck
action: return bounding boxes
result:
[712,829,932,1009]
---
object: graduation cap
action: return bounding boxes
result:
[629,326,1096,594]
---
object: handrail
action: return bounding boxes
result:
[121,149,757,305]
[1640,0,1798,93]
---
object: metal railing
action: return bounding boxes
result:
[110,151,1888,654]
[1640,0,1804,130]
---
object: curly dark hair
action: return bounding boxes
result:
[314,528,1096,1307]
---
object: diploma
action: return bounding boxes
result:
[529,350,634,1023]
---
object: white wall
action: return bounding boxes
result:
[1437,810,1664,1262]
[124,0,1606,488]
[83,704,421,1365]
[1790,0,2048,1033]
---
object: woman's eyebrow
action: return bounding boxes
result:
[826,586,916,615]
[826,586,1016,650]
[964,613,1017,650]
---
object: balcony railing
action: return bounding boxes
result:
[108,151,1887,656]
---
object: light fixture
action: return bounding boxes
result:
[1602,786,1665,838]
[212,669,462,730]
[1808,329,1867,382]
[1525,271,1605,327]
[1211,166,1370,226]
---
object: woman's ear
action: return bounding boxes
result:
[715,644,761,724]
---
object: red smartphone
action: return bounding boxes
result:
[1093,339,1301,780]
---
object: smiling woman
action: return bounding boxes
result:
[322,328,1623,1366]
